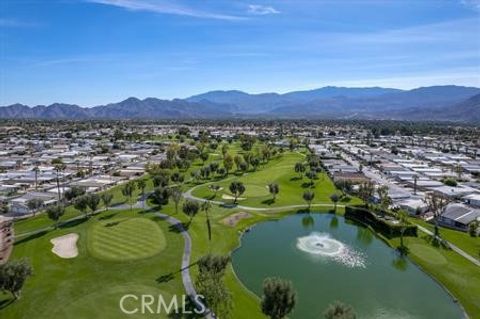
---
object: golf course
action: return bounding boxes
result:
[1,143,479,319]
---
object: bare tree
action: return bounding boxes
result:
[423,192,450,238]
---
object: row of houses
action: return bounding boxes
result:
[330,138,480,232]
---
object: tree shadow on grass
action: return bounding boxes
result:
[220,203,237,209]
[14,229,49,245]
[104,221,121,228]
[156,261,196,285]
[59,217,88,229]
[0,298,14,310]
[98,213,117,220]
[301,182,315,188]
[290,176,302,181]
[156,272,175,284]
[168,222,190,233]
[420,233,450,250]
[261,198,275,206]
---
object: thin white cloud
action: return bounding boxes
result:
[247,4,279,15]
[87,0,245,20]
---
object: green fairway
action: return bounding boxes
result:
[409,243,447,265]
[3,146,479,319]
[192,152,362,207]
[1,210,184,319]
[88,217,167,262]
[391,235,480,318]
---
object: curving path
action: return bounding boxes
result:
[183,181,343,212]
[184,183,480,268]
[155,213,216,319]
[414,223,480,267]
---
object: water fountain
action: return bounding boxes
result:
[296,232,366,268]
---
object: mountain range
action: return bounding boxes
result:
[1,85,479,122]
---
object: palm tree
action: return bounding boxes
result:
[26,198,43,217]
[46,205,65,229]
[86,193,100,216]
[377,185,392,212]
[182,200,199,224]
[221,143,229,159]
[170,187,182,214]
[229,181,246,204]
[306,170,317,188]
[397,210,409,255]
[330,194,339,212]
[261,277,296,319]
[74,195,89,218]
[268,183,279,202]
[294,162,305,179]
[201,201,212,241]
[303,191,315,211]
[32,165,40,190]
[136,179,147,208]
[101,193,113,211]
[208,184,221,199]
[122,180,136,211]
[423,192,449,238]
[52,159,66,202]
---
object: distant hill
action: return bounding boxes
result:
[186,86,403,113]
[187,90,291,113]
[1,85,479,122]
[0,98,234,120]
[269,85,480,118]
[389,93,480,122]
[282,86,402,101]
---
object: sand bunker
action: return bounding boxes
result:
[222,212,251,227]
[221,194,246,201]
[51,233,79,259]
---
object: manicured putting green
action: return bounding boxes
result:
[88,218,166,262]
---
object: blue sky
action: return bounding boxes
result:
[0,0,479,106]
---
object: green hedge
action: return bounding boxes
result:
[345,205,417,238]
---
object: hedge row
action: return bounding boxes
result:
[345,205,417,239]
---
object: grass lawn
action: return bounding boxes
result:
[1,209,185,319]
[192,152,362,208]
[88,217,167,262]
[3,146,479,319]
[390,233,480,319]
[411,218,480,261]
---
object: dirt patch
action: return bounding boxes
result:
[51,233,79,259]
[222,212,252,227]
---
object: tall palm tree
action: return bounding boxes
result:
[52,159,66,202]
[32,165,39,190]
[303,191,315,211]
[201,201,212,241]
[136,179,147,209]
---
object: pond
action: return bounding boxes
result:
[232,213,464,319]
